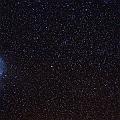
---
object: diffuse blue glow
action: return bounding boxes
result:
[0,57,5,77]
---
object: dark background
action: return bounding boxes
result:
[0,0,119,120]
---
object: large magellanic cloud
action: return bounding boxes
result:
[0,58,5,80]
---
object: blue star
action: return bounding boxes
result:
[72,8,75,11]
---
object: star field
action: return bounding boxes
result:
[0,0,119,120]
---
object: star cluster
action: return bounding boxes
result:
[0,0,119,120]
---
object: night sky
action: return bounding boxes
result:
[0,0,119,120]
